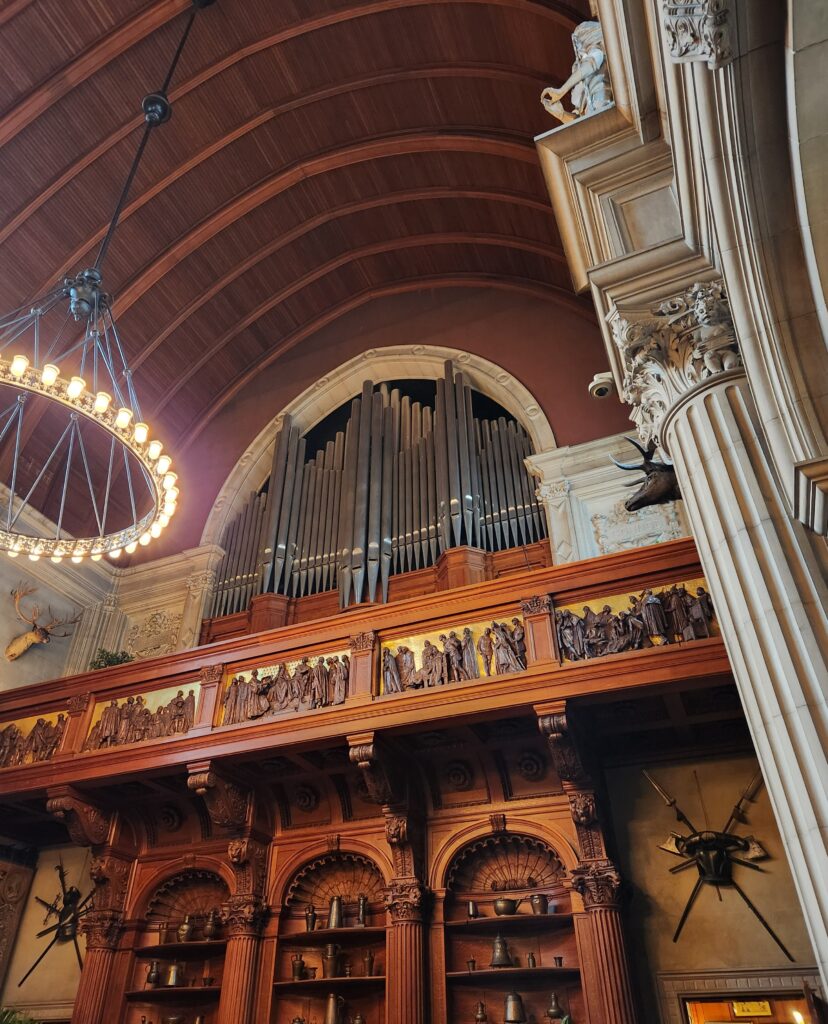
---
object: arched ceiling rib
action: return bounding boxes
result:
[0,0,634,546]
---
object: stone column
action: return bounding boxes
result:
[72,910,122,1024]
[217,897,265,1024]
[181,569,217,650]
[385,879,426,1024]
[613,280,828,984]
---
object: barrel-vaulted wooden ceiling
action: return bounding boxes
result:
[0,0,629,551]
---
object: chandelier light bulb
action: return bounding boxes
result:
[162,471,178,490]
[40,363,60,386]
[125,541,138,554]
[109,548,122,559]
[166,486,179,502]
[51,555,63,563]
[150,522,162,538]
[91,552,102,561]
[71,554,83,563]
[159,513,170,527]
[139,531,151,545]
[7,550,17,558]
[28,553,40,561]
[133,421,149,444]
[93,391,112,414]
[115,407,133,430]
[156,454,172,474]
[66,376,86,399]
[147,439,163,460]
[10,354,29,378]
[164,499,177,516]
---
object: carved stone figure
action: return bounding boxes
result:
[382,648,402,694]
[477,628,494,676]
[541,21,613,125]
[461,627,479,679]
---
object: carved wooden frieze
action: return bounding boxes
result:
[0,712,66,769]
[554,577,717,663]
[219,648,350,726]
[83,684,201,751]
[379,616,527,695]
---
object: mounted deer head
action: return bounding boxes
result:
[4,583,81,662]
[610,437,681,512]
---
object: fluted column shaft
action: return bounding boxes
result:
[217,931,260,1024]
[387,917,426,1024]
[585,905,636,1024]
[663,372,828,982]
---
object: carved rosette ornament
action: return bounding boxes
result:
[662,0,732,70]
[187,766,249,830]
[81,908,124,950]
[571,859,623,909]
[221,894,266,937]
[46,793,112,846]
[384,878,426,922]
[613,280,741,449]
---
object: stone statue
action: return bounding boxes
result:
[541,21,613,125]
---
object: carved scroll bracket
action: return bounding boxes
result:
[187,762,250,831]
[227,836,268,900]
[46,788,112,847]
[347,733,405,807]
[537,711,588,787]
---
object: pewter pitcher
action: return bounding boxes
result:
[323,992,346,1024]
[321,942,341,978]
[328,894,344,929]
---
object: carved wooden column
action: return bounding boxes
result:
[72,910,124,1024]
[217,895,266,1024]
[520,594,556,663]
[348,631,378,697]
[538,709,636,1024]
[348,734,427,1024]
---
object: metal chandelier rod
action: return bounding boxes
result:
[94,0,216,274]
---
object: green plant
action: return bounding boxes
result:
[0,1009,40,1024]
[89,648,134,670]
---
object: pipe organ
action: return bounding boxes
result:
[208,362,547,613]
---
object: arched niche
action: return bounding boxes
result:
[202,345,556,547]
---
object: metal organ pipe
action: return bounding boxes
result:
[211,362,547,613]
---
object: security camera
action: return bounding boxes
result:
[588,371,616,399]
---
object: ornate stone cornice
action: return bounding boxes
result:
[662,0,732,70]
[571,859,623,909]
[187,763,250,831]
[221,894,267,937]
[46,790,112,847]
[81,908,124,950]
[384,878,426,923]
[613,280,741,448]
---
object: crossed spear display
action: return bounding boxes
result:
[644,768,793,961]
[18,859,92,986]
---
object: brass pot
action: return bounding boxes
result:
[493,897,523,916]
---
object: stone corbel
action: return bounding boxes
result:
[46,788,112,847]
[187,761,250,831]
[661,0,733,70]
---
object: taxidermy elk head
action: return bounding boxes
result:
[610,436,681,512]
[5,583,81,662]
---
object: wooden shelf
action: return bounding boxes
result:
[133,940,227,959]
[444,913,573,932]
[125,986,221,1002]
[446,967,580,984]
[278,926,386,947]
[274,976,386,994]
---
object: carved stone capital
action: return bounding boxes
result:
[227,837,268,898]
[46,791,112,847]
[186,570,216,597]
[613,280,741,448]
[489,812,507,834]
[67,693,91,715]
[349,630,377,653]
[662,0,732,70]
[187,764,249,830]
[571,859,623,909]
[536,479,571,505]
[88,853,131,912]
[81,908,123,950]
[199,663,224,686]
[520,594,552,617]
[537,712,587,785]
[221,894,267,937]
[384,878,426,923]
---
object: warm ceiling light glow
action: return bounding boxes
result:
[150,522,162,538]
[133,422,149,444]
[50,555,63,563]
[125,541,138,554]
[40,363,59,386]
[147,439,163,460]
[166,486,179,502]
[156,454,172,474]
[66,376,86,399]
[93,391,112,413]
[109,548,122,559]
[159,513,170,527]
[10,354,29,378]
[163,472,178,490]
[28,553,40,561]
[164,500,177,516]
[7,550,18,558]
[71,554,83,563]
[91,552,102,561]
[792,1013,805,1024]
[115,407,133,430]
[139,531,151,545]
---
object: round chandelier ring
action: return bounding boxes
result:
[0,357,175,561]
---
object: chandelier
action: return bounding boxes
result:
[0,0,215,564]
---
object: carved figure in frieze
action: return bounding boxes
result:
[0,723,24,767]
[510,618,527,665]
[168,691,188,734]
[382,648,402,693]
[555,610,577,662]
[441,632,468,683]
[269,664,292,712]
[98,699,120,747]
[246,669,270,719]
[664,586,694,641]
[293,657,312,704]
[117,697,136,745]
[477,627,494,676]
[690,586,715,638]
[183,689,197,731]
[641,589,671,643]
[133,700,152,742]
[492,622,524,674]
[421,639,446,687]
[541,20,613,125]
[462,627,479,679]
[395,646,418,688]
[328,656,348,705]
[310,657,329,709]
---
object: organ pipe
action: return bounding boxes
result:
[208,361,547,615]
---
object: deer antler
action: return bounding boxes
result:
[41,606,82,637]
[11,583,40,626]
